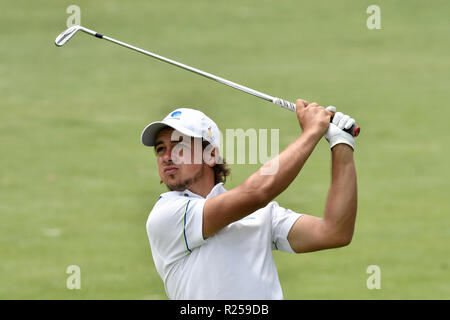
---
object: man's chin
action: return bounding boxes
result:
[164,179,192,192]
[166,184,185,192]
[161,166,204,192]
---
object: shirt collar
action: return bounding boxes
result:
[179,182,227,199]
[206,182,227,199]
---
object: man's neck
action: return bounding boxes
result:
[187,179,215,198]
[187,166,216,198]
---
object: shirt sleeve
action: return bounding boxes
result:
[270,201,303,253]
[146,195,207,267]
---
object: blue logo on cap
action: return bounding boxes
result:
[171,111,182,119]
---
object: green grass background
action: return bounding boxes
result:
[1,0,449,299]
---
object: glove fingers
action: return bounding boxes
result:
[332,112,343,126]
[326,106,336,113]
[344,118,356,130]
[337,114,350,130]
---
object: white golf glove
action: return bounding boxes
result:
[324,106,355,150]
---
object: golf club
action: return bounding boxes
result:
[55,25,360,137]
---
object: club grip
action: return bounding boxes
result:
[272,98,296,112]
[273,97,360,137]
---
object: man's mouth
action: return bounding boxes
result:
[164,166,178,175]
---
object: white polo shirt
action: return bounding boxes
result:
[146,183,302,300]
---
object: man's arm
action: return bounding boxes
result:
[287,143,357,253]
[202,99,331,239]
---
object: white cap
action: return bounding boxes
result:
[141,108,221,149]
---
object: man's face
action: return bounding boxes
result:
[154,127,207,191]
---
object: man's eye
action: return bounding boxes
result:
[156,147,165,154]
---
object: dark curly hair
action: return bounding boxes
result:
[212,159,231,184]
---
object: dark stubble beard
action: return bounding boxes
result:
[165,165,205,192]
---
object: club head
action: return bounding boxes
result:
[55,25,81,47]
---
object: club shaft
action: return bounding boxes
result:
[76,26,359,136]
[82,28,277,104]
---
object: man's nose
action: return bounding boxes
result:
[162,146,173,162]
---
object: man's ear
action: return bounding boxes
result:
[203,145,218,167]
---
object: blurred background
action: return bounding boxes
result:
[1,0,449,299]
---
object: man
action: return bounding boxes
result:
[141,99,357,299]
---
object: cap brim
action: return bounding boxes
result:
[140,122,169,146]
[140,120,202,146]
